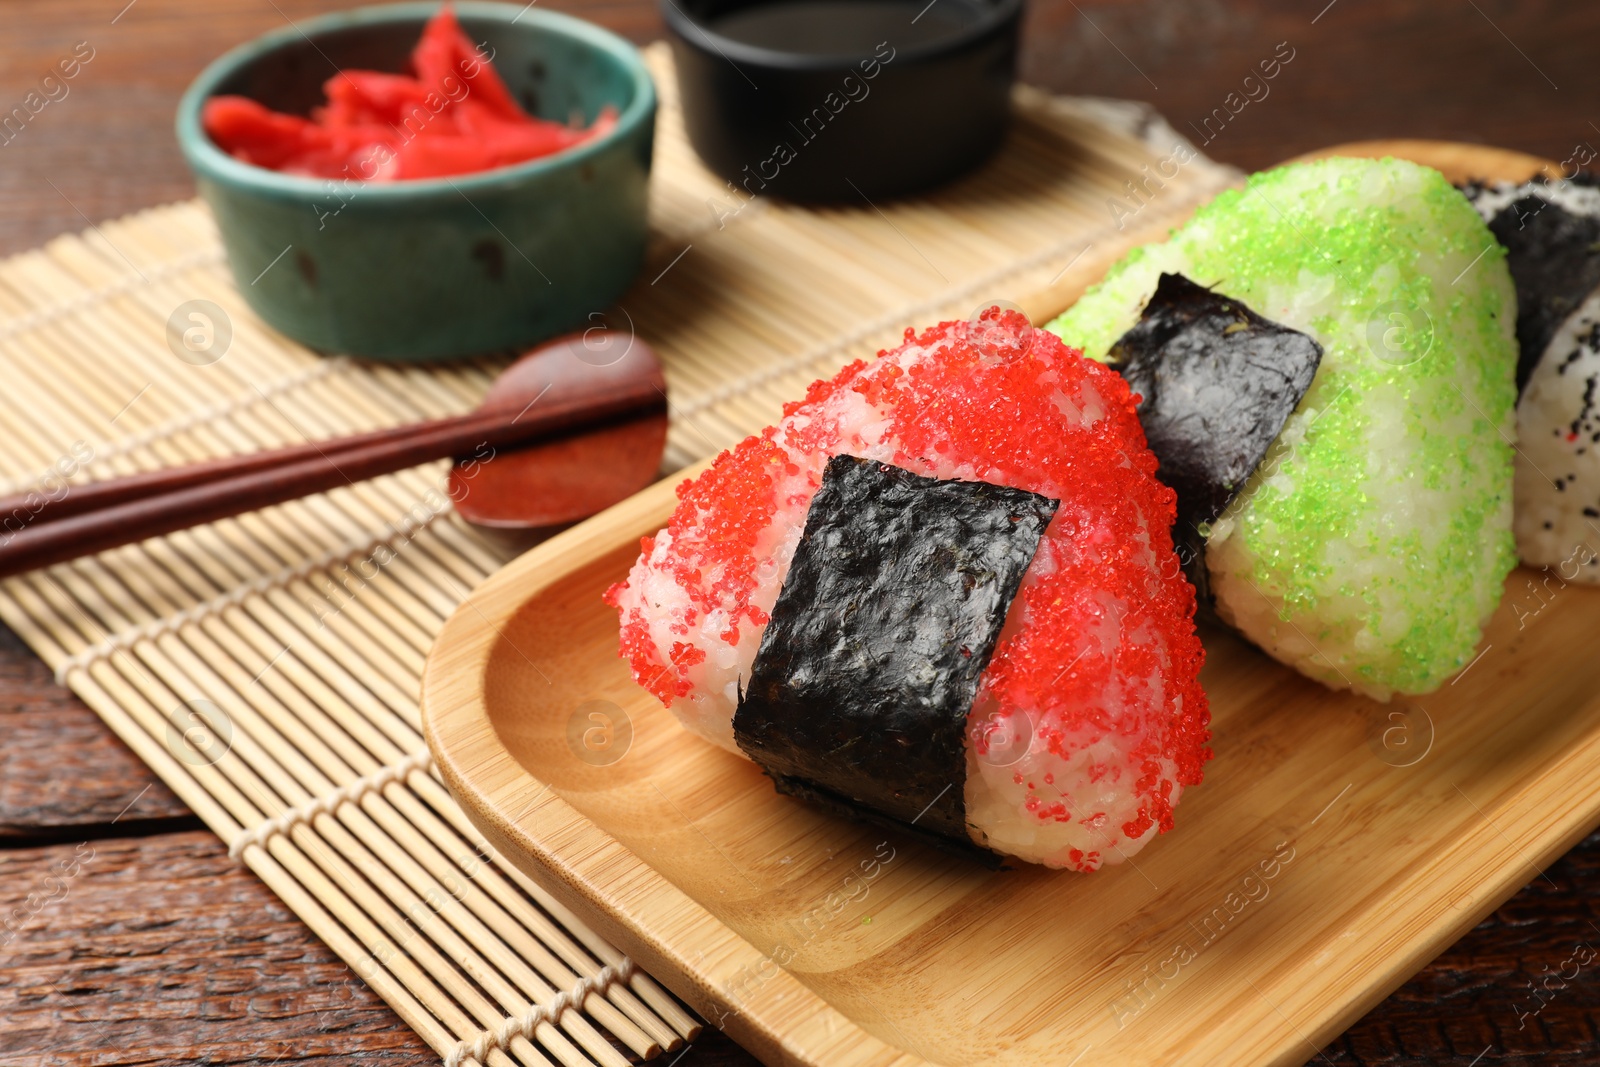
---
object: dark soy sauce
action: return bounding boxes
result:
[712,0,988,56]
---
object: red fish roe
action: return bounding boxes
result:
[608,308,1212,868]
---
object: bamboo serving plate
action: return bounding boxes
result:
[422,142,1586,1066]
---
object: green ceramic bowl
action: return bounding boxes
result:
[176,2,656,361]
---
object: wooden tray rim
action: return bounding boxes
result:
[422,138,1574,1067]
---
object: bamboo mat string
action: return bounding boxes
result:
[228,749,436,858]
[52,499,451,685]
[0,44,1236,1067]
[446,959,639,1067]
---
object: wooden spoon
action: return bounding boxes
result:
[448,329,669,528]
[0,330,668,577]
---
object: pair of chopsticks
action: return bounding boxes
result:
[0,381,661,580]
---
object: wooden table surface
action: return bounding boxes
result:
[2,1,1597,1064]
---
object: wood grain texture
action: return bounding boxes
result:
[1336,828,1600,1067]
[426,476,1600,1065]
[0,621,189,840]
[11,824,1600,1067]
[1019,0,1597,173]
[3,0,1600,1064]
[2,0,1597,259]
[0,349,667,578]
[423,141,1591,1067]
[0,830,434,1066]
[1,39,1233,1067]
[0,0,663,259]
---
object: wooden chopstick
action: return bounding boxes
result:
[0,384,664,579]
[0,412,494,528]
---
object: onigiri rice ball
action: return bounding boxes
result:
[607,311,1212,870]
[1464,175,1600,582]
[1048,156,1519,699]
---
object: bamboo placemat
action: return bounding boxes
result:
[0,44,1237,1067]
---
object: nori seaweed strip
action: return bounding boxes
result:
[733,455,1057,863]
[1461,174,1600,392]
[1106,273,1322,593]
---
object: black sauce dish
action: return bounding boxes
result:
[662,0,1022,201]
